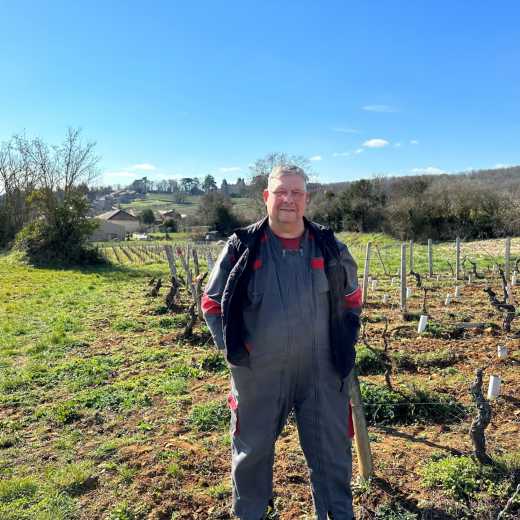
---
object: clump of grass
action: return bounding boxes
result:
[356,345,385,375]
[167,363,202,380]
[364,314,386,324]
[108,501,139,520]
[0,369,30,393]
[112,319,145,332]
[166,462,183,478]
[494,450,520,473]
[32,491,79,520]
[423,321,452,339]
[0,476,38,503]
[188,401,230,432]
[391,351,417,371]
[374,503,418,519]
[93,440,119,460]
[206,481,231,499]
[138,348,171,362]
[157,376,188,396]
[198,352,227,373]
[392,349,459,371]
[415,349,459,368]
[117,464,138,486]
[0,433,17,449]
[46,461,97,496]
[53,356,121,390]
[422,451,520,505]
[137,421,153,432]
[157,316,187,329]
[76,386,152,412]
[152,305,169,315]
[360,382,466,425]
[47,401,83,425]
[421,456,482,500]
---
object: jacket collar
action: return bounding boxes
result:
[233,215,338,255]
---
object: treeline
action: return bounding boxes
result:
[307,172,520,241]
[0,129,102,264]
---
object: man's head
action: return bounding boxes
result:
[263,165,309,235]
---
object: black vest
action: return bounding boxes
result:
[221,217,359,378]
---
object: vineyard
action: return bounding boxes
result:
[0,234,519,519]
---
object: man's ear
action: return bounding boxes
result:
[262,189,269,204]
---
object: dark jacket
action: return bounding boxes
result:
[221,216,361,378]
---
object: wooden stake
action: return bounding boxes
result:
[505,237,511,283]
[163,245,177,278]
[361,242,372,305]
[428,239,433,277]
[192,249,200,277]
[348,369,373,480]
[455,237,461,281]
[400,243,407,312]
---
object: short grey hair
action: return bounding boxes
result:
[268,164,308,190]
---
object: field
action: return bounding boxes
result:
[119,194,256,220]
[0,235,519,520]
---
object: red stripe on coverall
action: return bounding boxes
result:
[201,294,221,315]
[227,393,240,436]
[311,257,324,269]
[344,287,362,309]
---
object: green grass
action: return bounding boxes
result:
[360,382,466,425]
[188,401,230,432]
[0,241,517,518]
[355,345,386,375]
[420,453,520,503]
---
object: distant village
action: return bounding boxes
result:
[88,176,247,241]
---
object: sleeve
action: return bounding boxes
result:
[336,239,362,317]
[202,238,237,349]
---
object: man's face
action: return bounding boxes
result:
[263,174,308,226]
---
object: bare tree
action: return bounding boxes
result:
[58,128,99,192]
[0,128,100,252]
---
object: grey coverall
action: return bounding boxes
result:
[203,226,360,520]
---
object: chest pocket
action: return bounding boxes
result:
[311,257,330,294]
[246,259,265,308]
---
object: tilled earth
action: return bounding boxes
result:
[84,277,519,519]
[2,265,519,520]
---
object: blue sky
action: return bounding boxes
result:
[1,1,519,186]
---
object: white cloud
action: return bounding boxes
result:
[394,142,402,148]
[354,148,364,155]
[332,151,351,157]
[411,166,446,175]
[219,166,242,173]
[362,105,398,113]
[310,155,322,161]
[363,138,389,148]
[410,140,419,145]
[131,163,157,171]
[332,127,360,134]
[494,163,510,169]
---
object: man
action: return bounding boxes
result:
[202,165,362,519]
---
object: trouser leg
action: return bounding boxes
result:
[295,373,354,520]
[229,365,289,520]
